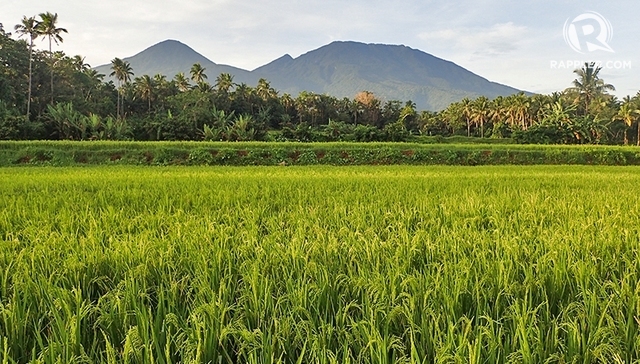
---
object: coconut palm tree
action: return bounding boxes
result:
[173,72,190,92]
[506,93,531,130]
[134,75,155,113]
[109,58,134,118]
[153,74,170,107]
[439,101,464,134]
[459,98,473,137]
[280,93,294,114]
[190,63,207,84]
[614,97,640,145]
[71,55,90,72]
[215,73,235,94]
[470,96,490,138]
[196,81,214,93]
[14,16,38,120]
[234,83,255,115]
[568,62,615,116]
[256,78,277,100]
[82,69,105,102]
[36,12,67,104]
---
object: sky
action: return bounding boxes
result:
[2,0,639,97]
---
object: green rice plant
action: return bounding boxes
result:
[0,165,640,363]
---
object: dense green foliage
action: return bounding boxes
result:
[2,15,640,144]
[2,141,640,167]
[0,166,639,363]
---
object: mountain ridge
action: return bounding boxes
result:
[94,39,526,110]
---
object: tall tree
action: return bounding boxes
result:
[36,12,67,104]
[470,96,490,138]
[399,101,418,132]
[460,98,473,136]
[109,58,134,118]
[14,16,38,120]
[256,78,277,101]
[613,97,640,145]
[190,63,207,84]
[134,75,155,113]
[569,62,615,115]
[354,91,381,126]
[80,69,106,102]
[173,72,190,92]
[71,55,89,72]
[506,93,531,130]
[215,73,235,93]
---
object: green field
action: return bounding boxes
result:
[1,165,639,363]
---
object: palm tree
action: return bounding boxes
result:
[470,97,490,138]
[614,97,640,145]
[399,101,418,131]
[215,73,235,93]
[256,78,277,100]
[460,98,473,136]
[14,16,38,121]
[173,72,190,92]
[82,69,105,101]
[280,93,294,114]
[568,62,615,115]
[109,58,134,118]
[134,75,155,113]
[71,55,90,72]
[36,12,67,104]
[190,63,207,84]
[153,74,169,107]
[489,96,506,127]
[439,102,464,134]
[196,81,214,93]
[505,93,531,130]
[234,83,255,115]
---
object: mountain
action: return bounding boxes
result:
[93,40,256,85]
[254,41,524,110]
[94,40,526,110]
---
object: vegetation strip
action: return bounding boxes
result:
[1,141,640,166]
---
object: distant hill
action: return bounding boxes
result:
[94,40,526,110]
[93,40,256,85]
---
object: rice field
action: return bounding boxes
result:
[0,165,639,363]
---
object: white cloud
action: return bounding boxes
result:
[418,22,529,56]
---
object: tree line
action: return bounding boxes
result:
[1,13,640,144]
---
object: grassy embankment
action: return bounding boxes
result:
[1,141,639,166]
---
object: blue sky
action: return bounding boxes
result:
[2,0,638,97]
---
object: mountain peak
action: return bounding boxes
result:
[132,39,206,59]
[255,54,293,71]
[153,39,185,46]
[94,39,254,82]
[273,54,293,62]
